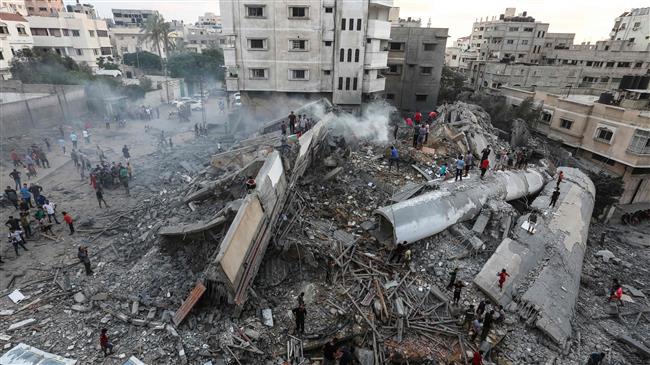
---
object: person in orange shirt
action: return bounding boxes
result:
[62,211,74,235]
[497,268,510,291]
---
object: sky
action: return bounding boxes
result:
[78,0,649,44]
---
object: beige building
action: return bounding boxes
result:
[27,11,111,69]
[501,86,650,204]
[0,11,33,79]
[609,7,650,51]
[25,0,62,16]
[110,26,166,60]
[445,36,477,73]
[0,0,26,15]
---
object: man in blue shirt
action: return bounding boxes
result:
[389,146,399,172]
[455,155,465,182]
[19,183,32,207]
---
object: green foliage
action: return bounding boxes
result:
[438,66,466,103]
[139,77,154,91]
[513,97,542,127]
[123,51,162,70]
[10,48,94,84]
[97,56,120,70]
[587,171,624,217]
[123,84,146,100]
[167,48,225,81]
[140,13,173,59]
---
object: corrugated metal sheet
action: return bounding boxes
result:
[0,343,77,365]
[172,282,206,326]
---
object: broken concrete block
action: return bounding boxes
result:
[177,343,188,365]
[90,292,108,301]
[262,308,274,327]
[472,209,492,235]
[131,319,147,326]
[244,328,260,340]
[595,250,615,263]
[115,312,130,323]
[166,324,179,337]
[622,285,646,298]
[73,292,87,304]
[354,348,374,365]
[71,304,91,312]
[8,318,36,331]
[147,308,157,320]
[131,301,140,315]
[8,290,25,304]
[0,310,15,316]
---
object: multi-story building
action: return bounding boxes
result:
[501,86,650,204]
[0,0,26,15]
[609,7,650,51]
[66,1,96,19]
[445,36,477,73]
[25,0,62,16]
[181,25,222,53]
[469,8,549,64]
[219,0,393,108]
[197,12,221,30]
[110,26,165,60]
[383,17,448,112]
[27,11,112,69]
[0,11,33,79]
[111,8,157,28]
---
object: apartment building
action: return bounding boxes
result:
[0,11,33,79]
[445,36,477,73]
[469,7,549,64]
[384,17,448,112]
[66,2,96,19]
[197,12,221,30]
[25,0,62,16]
[27,11,111,69]
[219,0,393,108]
[501,86,650,204]
[111,8,157,28]
[610,7,650,51]
[181,25,222,53]
[0,0,26,15]
[110,26,165,60]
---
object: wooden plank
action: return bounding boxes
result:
[172,282,206,326]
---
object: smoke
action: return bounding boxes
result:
[316,100,397,143]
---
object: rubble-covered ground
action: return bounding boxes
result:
[1,101,649,365]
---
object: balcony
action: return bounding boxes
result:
[369,0,394,7]
[364,51,388,69]
[225,76,239,92]
[362,74,385,93]
[367,19,391,40]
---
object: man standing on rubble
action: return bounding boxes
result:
[292,302,306,335]
[5,186,19,210]
[119,164,130,196]
[497,268,510,291]
[464,152,474,177]
[556,170,564,188]
[288,111,296,135]
[481,145,491,162]
[550,188,561,208]
[455,155,465,182]
[388,146,399,172]
[453,281,465,305]
[100,328,113,356]
[446,268,458,290]
[479,158,489,180]
[322,337,338,365]
[62,211,74,235]
[78,245,93,275]
[479,310,494,342]
[463,304,475,331]
[281,120,287,135]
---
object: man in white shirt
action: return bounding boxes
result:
[43,201,60,224]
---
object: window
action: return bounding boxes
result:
[586,61,593,66]
[628,38,635,43]
[72,30,80,37]
[634,62,643,68]
[420,67,432,75]
[0,51,3,60]
[591,153,615,166]
[521,40,528,45]
[416,94,427,101]
[508,27,519,31]
[48,28,61,37]
[354,49,359,62]
[289,69,308,80]
[325,7,333,13]
[338,77,343,90]
[347,48,352,62]
[0,25,8,35]
[353,77,358,90]
[518,54,525,58]
[541,111,552,123]
[88,30,95,37]
[246,5,265,18]
[93,49,99,56]
[633,22,641,29]
[339,48,344,62]
[249,68,267,79]
[324,41,332,46]
[349,18,354,30]
[389,42,404,51]
[290,39,307,51]
[628,130,650,155]
[62,29,69,36]
[16,26,27,35]
[524,27,533,32]
[595,128,614,142]
[506,39,514,44]
[387,64,402,74]
[248,38,267,50]
[559,118,573,130]
[289,6,308,18]
[605,61,615,68]
[101,47,112,55]
[30,28,48,36]
[451,55,457,60]
[39,7,46,11]
[386,93,395,100]
[97,30,108,37]
[423,43,435,51]
[75,49,83,56]
[323,70,331,75]
[345,77,350,90]
[357,19,362,31]
[617,62,631,68]
[341,18,346,30]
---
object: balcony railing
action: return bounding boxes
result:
[362,75,385,93]
[367,19,390,40]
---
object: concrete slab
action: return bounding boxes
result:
[471,209,492,234]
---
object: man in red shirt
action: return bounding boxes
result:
[497,268,510,291]
[480,159,490,180]
[62,211,74,235]
[556,170,564,188]
[10,149,23,167]
[472,350,483,365]
[100,328,113,356]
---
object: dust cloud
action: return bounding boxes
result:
[316,100,397,143]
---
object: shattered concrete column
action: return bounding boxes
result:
[374,169,548,244]
[473,167,595,346]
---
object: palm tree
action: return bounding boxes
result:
[140,13,173,100]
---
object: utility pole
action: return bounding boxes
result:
[199,75,207,128]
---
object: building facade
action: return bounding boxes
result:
[25,0,62,16]
[27,12,111,69]
[111,8,157,28]
[0,12,33,79]
[501,86,650,204]
[197,12,221,30]
[109,26,165,60]
[445,36,477,73]
[180,25,222,53]
[66,2,96,19]
[384,19,448,112]
[609,7,650,51]
[219,0,393,108]
[0,0,26,15]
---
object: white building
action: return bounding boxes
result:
[27,12,111,69]
[0,12,33,79]
[609,7,650,51]
[445,36,477,72]
[25,0,62,16]
[111,8,157,28]
[220,0,393,108]
[66,2,96,19]
[110,26,165,60]
[0,0,26,15]
[181,25,222,53]
[197,12,221,29]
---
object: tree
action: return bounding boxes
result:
[167,48,224,82]
[139,76,154,91]
[588,172,624,218]
[96,56,120,70]
[140,13,173,65]
[123,51,162,70]
[10,48,93,84]
[438,66,466,103]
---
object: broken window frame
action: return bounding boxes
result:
[628,129,650,155]
[594,128,614,143]
[246,5,265,18]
